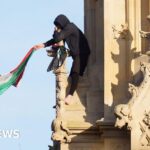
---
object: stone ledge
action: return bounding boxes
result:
[68,121,130,137]
[67,121,130,143]
[68,122,93,130]
[96,120,115,130]
[96,120,130,138]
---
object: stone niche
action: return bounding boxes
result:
[50,0,150,150]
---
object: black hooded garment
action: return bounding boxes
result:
[44,14,91,56]
[44,14,91,95]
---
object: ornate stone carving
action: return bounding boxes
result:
[115,62,150,129]
[115,61,150,148]
[51,109,71,143]
[139,30,150,39]
[112,24,129,39]
[47,47,72,143]
[139,111,150,146]
[114,82,139,129]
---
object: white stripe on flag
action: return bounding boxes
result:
[0,73,13,85]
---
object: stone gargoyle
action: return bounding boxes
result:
[51,110,72,143]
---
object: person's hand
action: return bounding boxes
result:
[32,43,45,50]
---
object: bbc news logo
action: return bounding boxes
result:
[0,129,20,139]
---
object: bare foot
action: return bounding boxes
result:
[64,95,74,105]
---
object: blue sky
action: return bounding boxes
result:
[0,0,83,149]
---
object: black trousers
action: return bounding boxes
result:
[69,54,89,95]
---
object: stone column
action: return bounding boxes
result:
[84,0,104,125]
[104,0,128,121]
[47,49,71,149]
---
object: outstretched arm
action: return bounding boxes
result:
[32,27,64,50]
[32,39,56,51]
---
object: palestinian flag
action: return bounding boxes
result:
[0,48,35,95]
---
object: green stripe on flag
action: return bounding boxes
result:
[0,50,35,95]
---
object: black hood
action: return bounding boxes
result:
[54,14,70,29]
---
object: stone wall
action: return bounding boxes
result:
[52,0,150,150]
